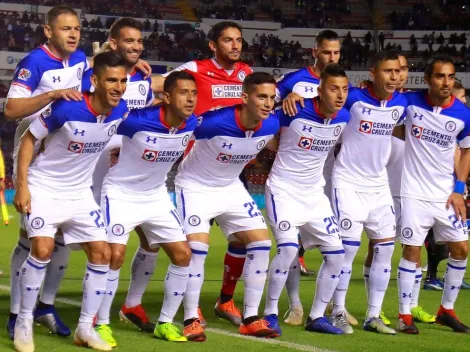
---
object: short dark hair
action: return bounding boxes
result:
[315,30,340,47]
[109,17,142,39]
[47,5,78,25]
[368,50,400,69]
[242,72,276,93]
[454,80,465,90]
[209,21,242,42]
[93,52,126,76]
[424,54,455,78]
[320,64,348,81]
[164,71,196,93]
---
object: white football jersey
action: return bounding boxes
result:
[269,98,350,190]
[387,137,405,197]
[401,92,470,202]
[27,94,128,198]
[333,87,408,191]
[275,67,320,103]
[103,106,197,196]
[176,105,280,188]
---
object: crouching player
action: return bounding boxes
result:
[263,64,350,335]
[175,72,280,341]
[13,52,129,352]
[96,71,198,345]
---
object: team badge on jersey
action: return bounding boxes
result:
[18,68,31,81]
[112,224,125,236]
[359,120,373,134]
[138,84,146,96]
[108,124,117,136]
[298,136,313,149]
[77,68,82,80]
[142,149,158,162]
[278,221,291,231]
[188,215,201,226]
[391,109,400,121]
[402,227,413,239]
[257,140,266,150]
[341,219,352,230]
[411,125,423,139]
[237,71,246,82]
[216,153,232,163]
[67,141,84,153]
[445,121,456,132]
[182,134,190,146]
[334,125,342,136]
[31,217,45,229]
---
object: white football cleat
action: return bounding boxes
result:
[283,306,304,326]
[73,323,112,351]
[14,316,35,352]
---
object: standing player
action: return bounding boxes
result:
[5,5,87,339]
[396,55,470,334]
[153,21,253,325]
[263,64,350,335]
[175,72,279,341]
[97,71,198,345]
[82,18,158,336]
[13,52,129,352]
[330,51,407,335]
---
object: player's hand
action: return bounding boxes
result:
[446,192,467,222]
[282,92,303,117]
[13,185,31,214]
[50,89,83,102]
[135,59,152,79]
[357,80,371,89]
[0,179,5,192]
[109,148,121,167]
[266,135,279,152]
[92,41,110,55]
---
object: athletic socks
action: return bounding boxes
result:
[159,264,189,323]
[410,267,422,309]
[285,253,302,309]
[18,255,49,319]
[96,269,120,325]
[441,257,467,309]
[183,242,208,321]
[220,244,246,303]
[397,258,416,315]
[10,237,30,315]
[79,263,109,324]
[363,265,370,300]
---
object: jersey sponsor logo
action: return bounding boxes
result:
[298,136,337,152]
[413,112,424,120]
[302,125,313,132]
[77,67,82,80]
[411,124,423,138]
[216,152,257,164]
[216,153,232,163]
[402,227,413,239]
[304,86,315,93]
[17,68,31,81]
[141,149,184,163]
[124,98,147,109]
[31,217,45,230]
[445,121,456,132]
[182,134,190,146]
[298,136,313,149]
[359,120,372,134]
[207,71,215,76]
[68,141,84,153]
[138,84,146,96]
[334,125,342,136]
[278,220,291,231]
[188,215,201,226]
[411,124,452,146]
[112,224,125,236]
[392,109,400,121]
[212,84,242,99]
[108,125,117,137]
[341,218,352,230]
[237,71,246,82]
[359,120,394,136]
[257,139,266,150]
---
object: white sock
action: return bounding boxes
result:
[79,263,109,324]
[264,241,299,316]
[159,264,189,323]
[441,257,467,309]
[124,247,158,308]
[10,237,30,314]
[243,240,271,319]
[18,255,49,319]
[332,239,360,315]
[285,253,302,309]
[96,269,120,325]
[367,241,394,320]
[410,267,422,309]
[397,258,416,315]
[363,265,370,300]
[309,246,344,320]
[40,236,70,305]
[183,242,208,321]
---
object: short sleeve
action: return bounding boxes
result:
[117,108,143,139]
[145,77,154,106]
[275,106,292,127]
[193,110,220,140]
[457,110,470,147]
[275,72,294,103]
[81,69,93,93]
[7,56,42,98]
[29,101,68,140]
[161,61,197,78]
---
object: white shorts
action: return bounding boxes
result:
[175,181,267,239]
[400,197,468,246]
[26,187,106,249]
[102,185,185,248]
[92,135,123,204]
[265,182,341,249]
[332,188,396,240]
[393,196,402,237]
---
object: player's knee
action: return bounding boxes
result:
[228,241,245,249]
[32,246,53,262]
[171,245,192,267]
[448,241,469,260]
[110,248,125,269]
[89,243,111,265]
[402,244,421,262]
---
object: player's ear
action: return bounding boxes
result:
[162,92,171,105]
[44,24,52,41]
[311,47,317,59]
[424,73,430,86]
[90,73,98,89]
[317,85,322,98]
[369,67,375,82]
[242,92,249,104]
[108,38,117,51]
[208,40,217,54]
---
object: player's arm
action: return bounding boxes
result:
[449,146,470,221]
[392,124,406,140]
[13,129,37,213]
[150,61,198,94]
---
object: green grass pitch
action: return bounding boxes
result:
[1,205,470,351]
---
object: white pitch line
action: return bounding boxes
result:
[0,284,336,352]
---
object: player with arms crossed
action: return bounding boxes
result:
[395,54,470,334]
[263,64,350,335]
[175,72,279,341]
[4,5,88,339]
[12,52,129,352]
[330,51,408,335]
[153,21,253,326]
[95,71,198,346]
